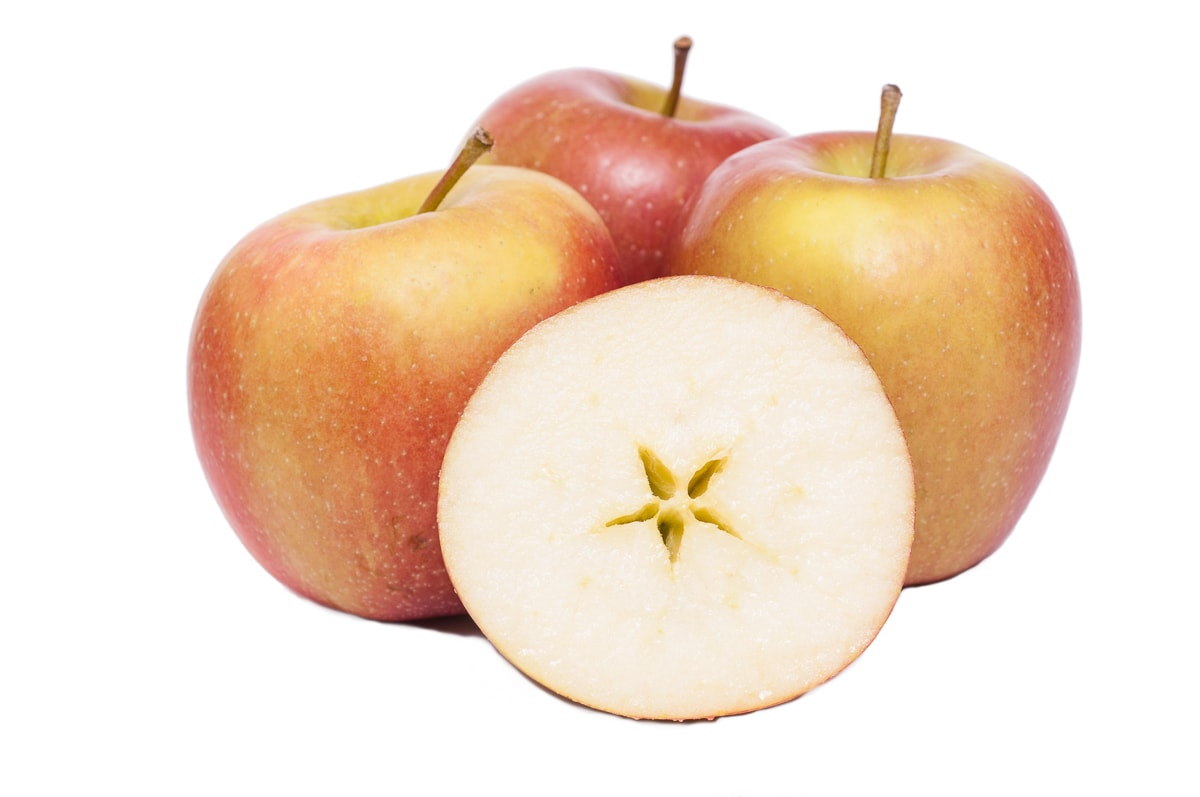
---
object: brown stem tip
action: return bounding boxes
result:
[418,127,494,214]
[661,36,693,118]
[870,84,902,179]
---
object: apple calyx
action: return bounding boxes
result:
[870,84,902,179]
[603,446,737,564]
[660,36,694,118]
[418,127,495,214]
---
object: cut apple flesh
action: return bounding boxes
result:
[438,276,915,720]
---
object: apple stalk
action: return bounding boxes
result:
[870,84,902,179]
[418,127,495,214]
[660,36,693,118]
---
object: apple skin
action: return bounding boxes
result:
[188,165,622,621]
[472,68,786,286]
[668,132,1082,585]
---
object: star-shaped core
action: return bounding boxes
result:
[605,446,740,564]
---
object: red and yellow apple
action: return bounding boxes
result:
[188,142,621,621]
[472,38,786,285]
[668,94,1081,585]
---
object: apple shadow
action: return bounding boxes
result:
[406,612,483,637]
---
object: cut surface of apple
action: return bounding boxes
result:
[438,276,915,720]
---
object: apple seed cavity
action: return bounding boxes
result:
[604,447,736,564]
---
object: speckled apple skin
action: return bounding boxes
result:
[189,166,621,621]
[474,69,786,286]
[669,133,1082,585]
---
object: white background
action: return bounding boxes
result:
[4,1,1196,794]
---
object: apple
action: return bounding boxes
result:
[438,276,915,720]
[188,130,622,622]
[668,86,1082,585]
[471,37,786,286]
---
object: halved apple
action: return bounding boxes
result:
[437,276,915,720]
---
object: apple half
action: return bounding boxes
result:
[438,276,915,720]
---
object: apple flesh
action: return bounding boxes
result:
[668,132,1082,585]
[472,64,786,286]
[189,165,621,621]
[438,276,915,719]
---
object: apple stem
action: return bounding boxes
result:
[418,128,495,214]
[869,84,902,179]
[661,36,693,118]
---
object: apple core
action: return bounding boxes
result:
[604,447,736,563]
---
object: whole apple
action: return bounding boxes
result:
[188,148,621,621]
[668,120,1081,585]
[472,38,786,285]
